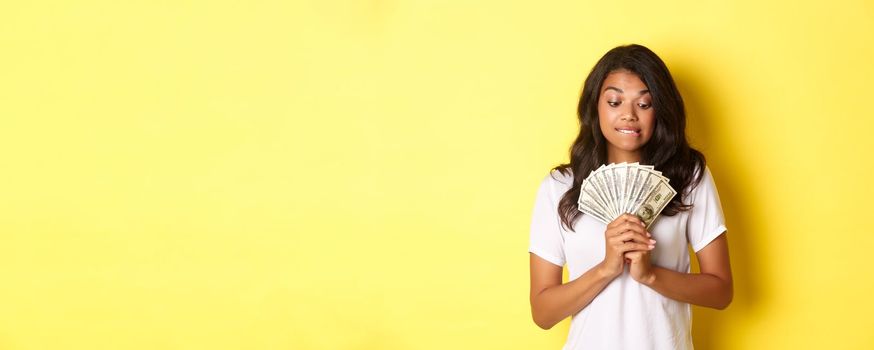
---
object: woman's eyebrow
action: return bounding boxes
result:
[604,86,650,96]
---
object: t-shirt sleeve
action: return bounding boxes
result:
[528,172,566,267]
[686,166,728,253]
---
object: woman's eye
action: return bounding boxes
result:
[638,103,651,109]
[607,101,620,107]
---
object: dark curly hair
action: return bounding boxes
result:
[553,44,705,232]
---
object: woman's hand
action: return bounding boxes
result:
[625,247,656,285]
[599,214,656,279]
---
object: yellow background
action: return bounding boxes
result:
[1,1,873,349]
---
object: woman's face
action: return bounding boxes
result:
[598,69,655,163]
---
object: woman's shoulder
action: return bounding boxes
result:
[696,164,716,185]
[685,163,718,197]
[541,167,574,188]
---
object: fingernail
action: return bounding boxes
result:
[649,239,656,243]
[648,244,655,249]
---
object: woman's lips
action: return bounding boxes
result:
[615,128,641,136]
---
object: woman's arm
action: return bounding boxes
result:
[631,233,733,309]
[529,254,614,330]
[530,214,654,329]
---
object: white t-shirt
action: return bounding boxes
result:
[528,165,727,350]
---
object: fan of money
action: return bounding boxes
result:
[576,162,677,228]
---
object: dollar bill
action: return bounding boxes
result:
[578,184,611,225]
[590,168,616,218]
[604,165,619,217]
[580,180,611,222]
[575,163,677,228]
[634,178,677,229]
[630,170,655,215]
[615,163,628,214]
[584,169,610,217]
[623,164,642,214]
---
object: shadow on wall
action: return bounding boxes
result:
[671,56,764,349]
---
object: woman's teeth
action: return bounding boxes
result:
[617,129,639,134]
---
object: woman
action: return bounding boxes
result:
[528,44,733,349]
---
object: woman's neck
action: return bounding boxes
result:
[607,151,642,164]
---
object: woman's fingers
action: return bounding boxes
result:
[603,214,653,272]
[601,215,649,278]
[607,213,644,229]
[606,214,649,237]
[619,241,654,253]
[607,231,655,255]
[613,231,654,246]
[625,251,643,260]
[607,221,649,238]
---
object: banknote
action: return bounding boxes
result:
[576,163,676,228]
[634,179,677,229]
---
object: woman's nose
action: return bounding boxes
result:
[618,103,637,120]
[620,111,638,121]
